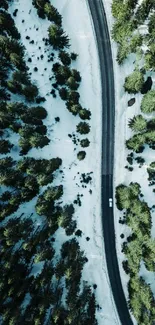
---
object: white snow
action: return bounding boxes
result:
[103,0,155,324]
[5,0,121,323]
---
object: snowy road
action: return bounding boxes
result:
[87,0,133,324]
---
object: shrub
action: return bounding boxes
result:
[77,151,86,160]
[80,138,90,147]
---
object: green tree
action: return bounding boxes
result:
[141,90,155,113]
[22,84,39,101]
[76,122,90,134]
[48,24,70,50]
[0,140,13,154]
[67,76,79,90]
[80,138,90,147]
[29,133,50,148]
[126,133,145,152]
[79,108,91,120]
[77,151,86,160]
[59,51,71,66]
[124,69,144,93]
[44,3,62,25]
[128,115,147,132]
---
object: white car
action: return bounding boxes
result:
[109,198,113,208]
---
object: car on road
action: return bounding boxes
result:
[109,198,113,207]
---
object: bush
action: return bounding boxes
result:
[77,151,86,160]
[80,138,90,148]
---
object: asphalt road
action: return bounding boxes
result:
[87,1,133,324]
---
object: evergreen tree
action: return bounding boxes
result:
[128,115,147,132]
[76,122,90,134]
[141,90,155,113]
[124,69,144,93]
[44,3,62,26]
[48,24,70,50]
[0,139,13,154]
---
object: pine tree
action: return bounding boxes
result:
[76,122,90,134]
[128,115,147,132]
[48,24,70,50]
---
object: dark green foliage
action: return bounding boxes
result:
[76,122,90,134]
[77,151,86,160]
[59,50,71,66]
[67,103,81,115]
[67,76,79,90]
[79,108,91,120]
[80,138,90,147]
[0,10,20,39]
[44,3,62,25]
[32,0,49,18]
[22,84,39,101]
[48,24,70,50]
[0,139,13,154]
[36,185,63,216]
[0,0,8,10]
[71,52,78,60]
[59,87,68,100]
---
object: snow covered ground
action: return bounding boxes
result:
[7,0,120,324]
[103,0,155,324]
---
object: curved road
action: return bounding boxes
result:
[87,1,133,324]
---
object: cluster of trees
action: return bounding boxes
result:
[0,101,50,154]
[0,216,97,325]
[52,59,91,125]
[32,0,91,151]
[126,90,155,152]
[112,0,155,65]
[0,2,98,324]
[0,156,62,219]
[116,183,155,324]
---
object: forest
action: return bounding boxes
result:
[112,0,155,324]
[0,0,97,324]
